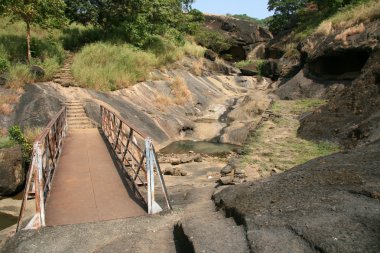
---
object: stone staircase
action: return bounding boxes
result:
[64,101,96,130]
[53,53,77,87]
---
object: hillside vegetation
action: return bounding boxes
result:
[268,0,378,39]
[0,0,206,91]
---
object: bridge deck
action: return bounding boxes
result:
[45,128,146,226]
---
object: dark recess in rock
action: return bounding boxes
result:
[308,49,371,80]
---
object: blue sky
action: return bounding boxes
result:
[192,0,273,19]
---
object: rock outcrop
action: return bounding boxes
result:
[214,141,380,253]
[296,21,380,147]
[0,146,24,196]
[204,14,273,61]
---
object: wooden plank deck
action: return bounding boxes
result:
[45,129,146,226]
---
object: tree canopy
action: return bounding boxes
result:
[267,0,370,34]
[0,0,67,63]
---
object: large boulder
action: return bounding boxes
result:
[0,146,24,196]
[276,69,347,100]
[214,141,380,253]
[14,84,63,128]
[204,14,273,61]
[297,21,380,148]
[30,65,45,79]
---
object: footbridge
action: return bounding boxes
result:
[16,102,171,231]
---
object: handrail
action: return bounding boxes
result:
[16,107,67,231]
[100,105,172,214]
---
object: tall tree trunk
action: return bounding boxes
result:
[26,22,31,65]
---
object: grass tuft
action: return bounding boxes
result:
[315,0,380,34]
[71,42,158,91]
[170,76,192,105]
[0,136,15,149]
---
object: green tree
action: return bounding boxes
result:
[267,0,368,34]
[0,0,67,64]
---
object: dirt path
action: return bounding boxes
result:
[242,99,340,179]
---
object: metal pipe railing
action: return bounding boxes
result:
[100,105,172,214]
[16,107,67,231]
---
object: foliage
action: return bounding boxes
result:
[315,0,380,32]
[6,64,34,88]
[235,60,253,68]
[8,125,33,165]
[267,0,372,34]
[71,42,158,91]
[194,28,232,53]
[0,0,67,63]
[226,14,268,27]
[0,54,10,73]
[64,0,202,33]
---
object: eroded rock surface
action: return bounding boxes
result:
[0,146,24,197]
[204,14,273,61]
[214,141,380,253]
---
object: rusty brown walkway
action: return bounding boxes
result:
[45,128,146,226]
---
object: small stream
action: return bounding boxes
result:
[160,140,240,155]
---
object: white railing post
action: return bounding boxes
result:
[36,142,46,227]
[145,138,163,214]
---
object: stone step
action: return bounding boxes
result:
[54,75,73,79]
[68,125,95,129]
[66,104,83,108]
[64,102,82,105]
[67,107,84,110]
[67,116,89,120]
[67,109,85,113]
[67,118,91,122]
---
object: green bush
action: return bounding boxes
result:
[194,28,232,53]
[0,56,9,73]
[8,125,33,166]
[62,25,105,51]
[71,42,158,91]
[7,64,33,88]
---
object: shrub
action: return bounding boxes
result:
[62,25,104,51]
[0,56,9,73]
[235,60,253,68]
[182,41,205,58]
[194,28,232,53]
[6,64,33,88]
[170,76,192,105]
[8,125,33,166]
[71,42,158,91]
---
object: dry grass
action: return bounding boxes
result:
[154,76,192,110]
[0,94,19,104]
[0,103,12,116]
[182,41,206,58]
[315,0,380,35]
[191,58,204,76]
[170,77,192,105]
[155,94,173,111]
[335,23,366,45]
[0,93,20,116]
[6,64,34,89]
[23,126,43,143]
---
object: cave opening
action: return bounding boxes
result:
[308,49,370,80]
[221,45,247,62]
